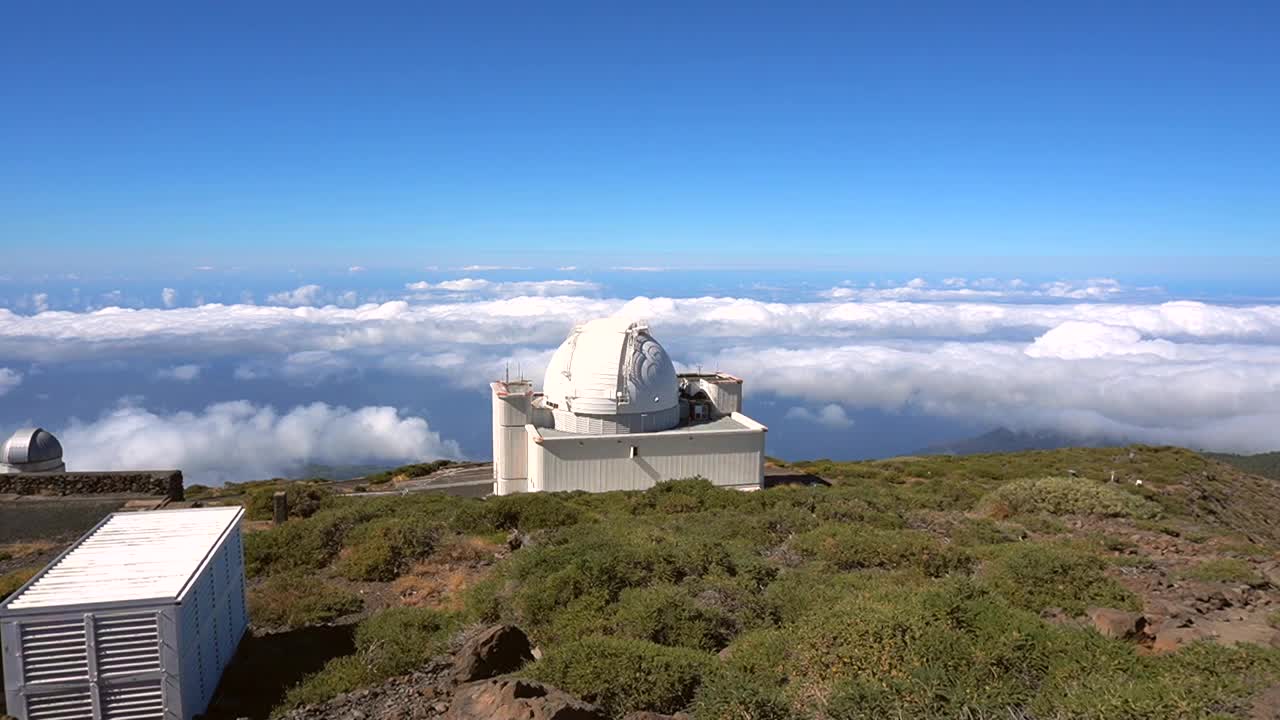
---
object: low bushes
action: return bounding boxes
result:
[1178,558,1264,585]
[247,572,362,629]
[783,578,1052,717]
[282,607,459,708]
[528,636,714,718]
[791,524,972,577]
[361,460,454,485]
[980,476,1162,520]
[610,584,738,652]
[336,517,440,582]
[246,482,335,521]
[454,492,583,533]
[978,542,1139,614]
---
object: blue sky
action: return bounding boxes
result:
[3,2,1277,273]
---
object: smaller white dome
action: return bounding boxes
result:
[1,427,66,473]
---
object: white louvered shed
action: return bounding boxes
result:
[1,507,248,720]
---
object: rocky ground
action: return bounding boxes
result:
[278,624,671,720]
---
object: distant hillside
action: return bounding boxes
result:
[1206,451,1280,482]
[285,462,400,481]
[919,427,1129,456]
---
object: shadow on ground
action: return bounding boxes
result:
[204,624,357,720]
[762,472,830,489]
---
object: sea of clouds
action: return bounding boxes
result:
[2,275,1278,481]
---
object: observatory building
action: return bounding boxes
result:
[0,428,65,474]
[491,318,766,495]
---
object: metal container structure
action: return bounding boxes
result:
[1,507,247,720]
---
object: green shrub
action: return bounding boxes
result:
[244,503,380,576]
[978,543,1138,614]
[947,516,1023,547]
[784,578,1052,717]
[244,495,461,578]
[1178,558,1263,585]
[610,584,737,652]
[761,568,921,626]
[454,492,583,533]
[498,522,756,640]
[336,516,440,581]
[247,572,362,629]
[981,476,1161,519]
[1016,513,1069,535]
[791,525,972,577]
[527,636,714,718]
[694,668,796,720]
[246,482,335,521]
[283,607,458,707]
[632,478,748,516]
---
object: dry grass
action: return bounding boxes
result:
[391,536,503,610]
[0,539,63,561]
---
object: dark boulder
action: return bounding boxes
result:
[451,625,534,683]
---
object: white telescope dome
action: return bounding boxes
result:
[541,318,679,434]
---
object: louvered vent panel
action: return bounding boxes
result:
[95,613,161,678]
[100,680,164,720]
[20,620,89,685]
[23,688,94,720]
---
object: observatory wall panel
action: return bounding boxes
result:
[496,426,528,482]
[530,428,764,493]
[1,507,247,720]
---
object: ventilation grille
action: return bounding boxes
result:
[23,688,94,720]
[94,613,161,678]
[100,681,164,720]
[20,619,90,685]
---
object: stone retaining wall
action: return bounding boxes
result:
[0,471,184,500]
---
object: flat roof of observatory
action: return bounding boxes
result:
[1,506,243,612]
[536,414,755,439]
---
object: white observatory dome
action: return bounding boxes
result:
[541,318,680,434]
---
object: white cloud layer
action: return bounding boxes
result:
[156,364,202,382]
[0,368,20,396]
[61,401,463,484]
[405,278,600,297]
[4,288,1280,453]
[266,284,324,306]
[785,404,854,428]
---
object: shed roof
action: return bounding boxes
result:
[0,506,243,612]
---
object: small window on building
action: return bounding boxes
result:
[629,445,639,458]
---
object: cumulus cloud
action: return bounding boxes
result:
[821,277,1133,302]
[785,404,854,428]
[156,364,202,382]
[404,278,600,297]
[31,293,49,313]
[0,368,20,396]
[4,290,1280,452]
[61,400,463,484]
[161,288,178,308]
[266,284,324,306]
